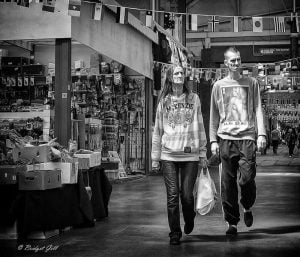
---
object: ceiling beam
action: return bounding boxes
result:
[4,40,33,52]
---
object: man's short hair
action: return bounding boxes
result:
[224,46,240,59]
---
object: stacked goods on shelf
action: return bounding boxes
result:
[102,110,118,154]
[85,118,102,151]
[0,56,51,111]
[0,109,52,141]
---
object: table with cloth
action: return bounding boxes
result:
[0,168,112,236]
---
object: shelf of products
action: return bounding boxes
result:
[70,61,146,173]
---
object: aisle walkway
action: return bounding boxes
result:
[2,146,300,257]
[9,159,300,257]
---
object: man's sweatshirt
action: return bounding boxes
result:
[209,76,266,142]
[152,92,207,162]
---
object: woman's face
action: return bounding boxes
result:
[172,66,184,84]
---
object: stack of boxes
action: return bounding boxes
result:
[0,144,80,239]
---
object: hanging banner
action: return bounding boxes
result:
[253,45,290,56]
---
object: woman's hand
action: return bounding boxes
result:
[199,157,208,168]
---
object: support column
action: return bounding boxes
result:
[145,78,153,175]
[54,38,71,147]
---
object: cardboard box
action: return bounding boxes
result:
[74,152,101,170]
[0,165,26,184]
[18,169,62,190]
[27,160,78,184]
[12,145,51,163]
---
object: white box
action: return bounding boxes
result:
[27,160,78,184]
[74,152,101,170]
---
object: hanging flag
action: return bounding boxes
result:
[233,16,239,32]
[187,14,198,31]
[42,0,55,12]
[290,12,299,33]
[164,12,175,29]
[145,10,153,27]
[286,61,292,69]
[208,16,219,32]
[273,16,285,32]
[253,17,263,32]
[17,0,29,7]
[116,6,128,24]
[68,0,81,17]
[92,3,104,21]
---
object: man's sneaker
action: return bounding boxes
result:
[244,211,253,227]
[169,236,181,245]
[184,220,194,235]
[226,224,237,235]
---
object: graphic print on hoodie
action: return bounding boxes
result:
[222,85,249,125]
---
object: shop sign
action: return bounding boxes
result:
[253,46,290,56]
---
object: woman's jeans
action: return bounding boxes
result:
[161,160,198,238]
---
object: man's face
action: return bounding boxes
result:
[225,51,241,72]
[172,66,184,84]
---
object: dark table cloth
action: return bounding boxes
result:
[0,170,94,235]
[82,166,112,220]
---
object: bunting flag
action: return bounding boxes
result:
[116,6,128,24]
[92,2,104,21]
[145,10,153,27]
[68,0,81,17]
[17,0,29,7]
[164,12,175,29]
[188,14,198,31]
[252,17,263,32]
[208,16,219,32]
[233,16,239,32]
[291,12,299,33]
[42,0,55,12]
[273,16,285,32]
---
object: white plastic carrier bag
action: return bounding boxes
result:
[195,168,217,215]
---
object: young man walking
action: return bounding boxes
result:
[209,47,266,235]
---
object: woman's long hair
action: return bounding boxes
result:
[157,65,189,106]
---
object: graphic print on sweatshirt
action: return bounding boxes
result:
[221,85,249,126]
[165,101,194,129]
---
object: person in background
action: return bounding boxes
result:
[286,127,297,157]
[209,46,266,235]
[152,65,208,245]
[271,127,281,154]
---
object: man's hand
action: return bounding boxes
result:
[152,161,160,171]
[199,157,208,168]
[211,142,219,156]
[257,135,266,152]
